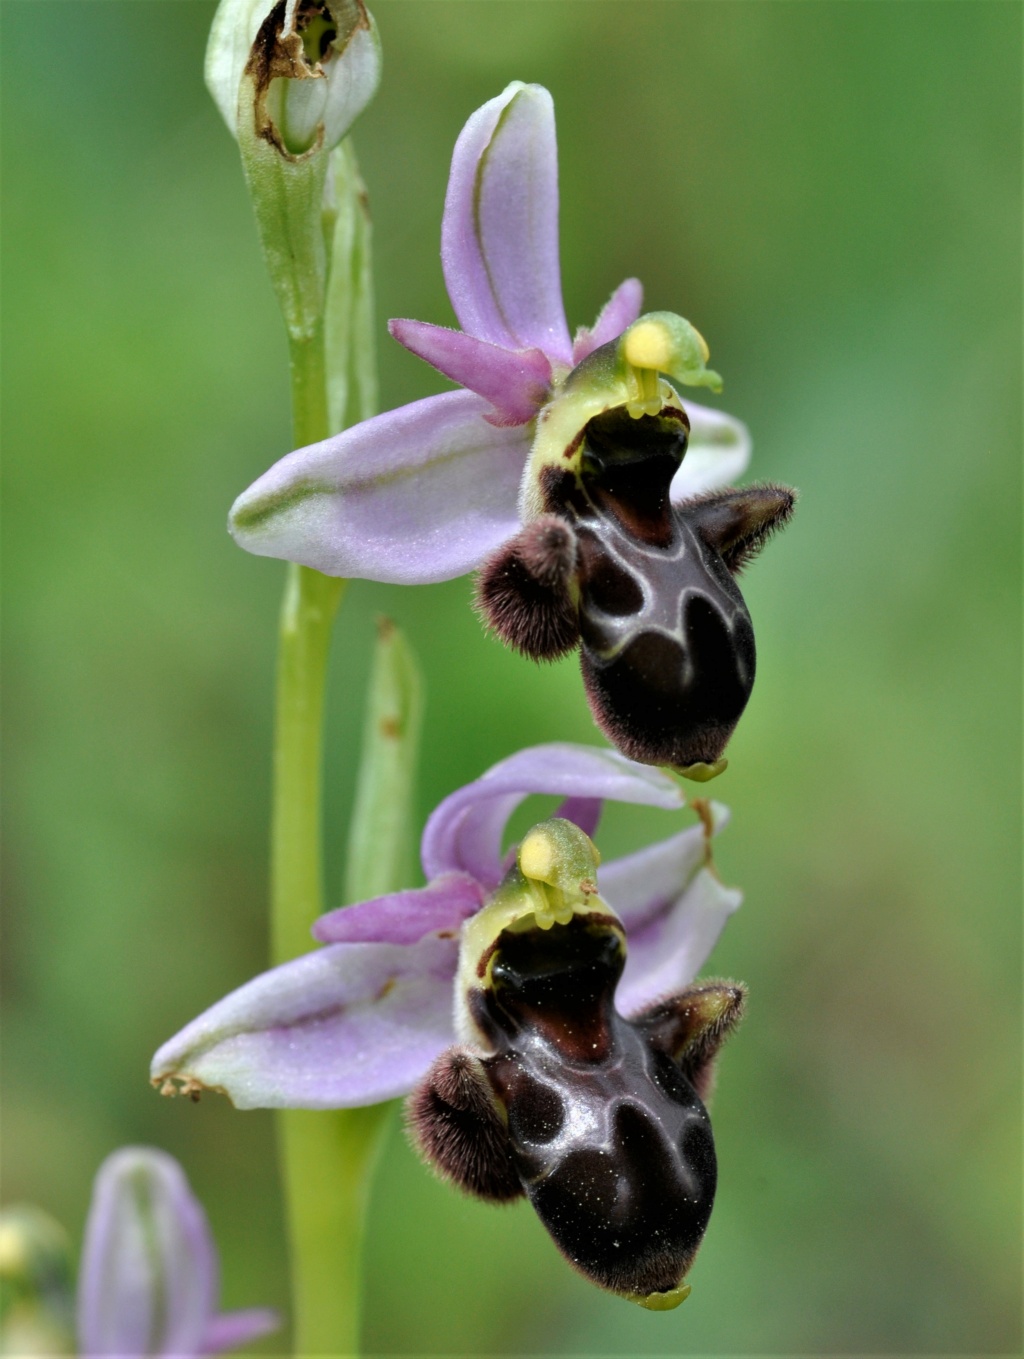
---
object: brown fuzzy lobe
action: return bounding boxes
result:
[406,1049,523,1203]
[475,519,580,661]
[517,515,578,585]
[680,482,797,575]
[635,981,747,1104]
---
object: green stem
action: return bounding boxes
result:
[271,333,340,967]
[270,558,343,966]
[287,329,330,453]
[272,326,389,1358]
[276,1106,390,1358]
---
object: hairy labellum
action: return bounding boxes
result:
[477,369,794,776]
[407,818,745,1308]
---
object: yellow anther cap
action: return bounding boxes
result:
[620,311,722,393]
[624,319,677,373]
[519,827,557,884]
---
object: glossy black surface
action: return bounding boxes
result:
[551,408,757,768]
[478,915,717,1297]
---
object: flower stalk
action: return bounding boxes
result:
[287,330,331,450]
[271,560,342,964]
[268,140,388,1357]
[275,611,423,1356]
[275,1106,386,1357]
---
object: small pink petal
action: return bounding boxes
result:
[389,319,550,425]
[313,874,485,945]
[553,795,603,840]
[201,1308,280,1354]
[573,278,644,363]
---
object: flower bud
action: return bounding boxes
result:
[207,1,380,340]
[206,0,381,157]
[77,1148,216,1356]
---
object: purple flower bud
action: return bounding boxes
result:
[77,1148,277,1356]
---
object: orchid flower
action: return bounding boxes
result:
[77,1147,278,1357]
[151,743,740,1109]
[151,743,744,1307]
[228,82,749,583]
[229,82,794,775]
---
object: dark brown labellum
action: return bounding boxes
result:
[408,906,745,1305]
[476,405,794,770]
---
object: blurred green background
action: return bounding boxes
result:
[3,2,1020,1354]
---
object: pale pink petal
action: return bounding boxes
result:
[598,822,711,932]
[442,83,572,362]
[229,390,528,584]
[150,939,459,1110]
[597,802,740,1016]
[616,868,742,1018]
[421,743,685,889]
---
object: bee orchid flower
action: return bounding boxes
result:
[151,744,744,1307]
[229,82,794,776]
